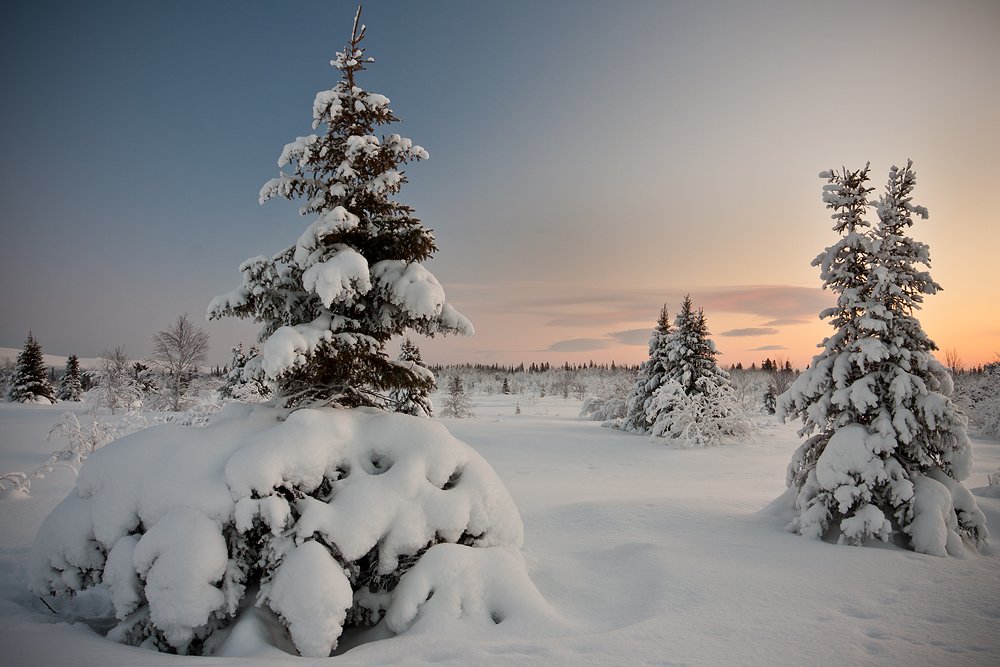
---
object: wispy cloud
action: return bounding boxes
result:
[609,328,650,345]
[697,286,831,319]
[748,345,788,351]
[761,318,811,326]
[719,327,779,337]
[487,283,832,329]
[547,338,613,352]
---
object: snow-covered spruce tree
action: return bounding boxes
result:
[56,354,83,402]
[208,12,471,409]
[219,343,271,402]
[778,162,987,555]
[663,295,730,396]
[390,338,434,417]
[440,374,474,418]
[7,332,55,404]
[31,10,547,659]
[619,305,672,433]
[645,297,753,446]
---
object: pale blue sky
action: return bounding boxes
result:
[3,0,998,367]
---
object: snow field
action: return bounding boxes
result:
[1,395,999,665]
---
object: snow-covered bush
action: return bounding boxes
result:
[86,347,143,415]
[580,370,634,422]
[779,162,987,555]
[30,406,532,656]
[954,362,1000,439]
[1,412,147,497]
[647,379,757,447]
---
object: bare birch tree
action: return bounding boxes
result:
[150,314,209,411]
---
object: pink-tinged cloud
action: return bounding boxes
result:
[719,327,780,337]
[489,283,831,329]
[748,345,788,351]
[609,328,651,345]
[761,318,811,326]
[547,338,613,352]
[696,286,831,319]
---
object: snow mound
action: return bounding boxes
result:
[385,543,560,636]
[30,405,528,656]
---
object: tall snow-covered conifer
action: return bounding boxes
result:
[56,354,83,402]
[209,8,472,408]
[620,305,672,433]
[779,161,987,555]
[7,332,54,404]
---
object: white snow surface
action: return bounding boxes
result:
[2,398,1000,665]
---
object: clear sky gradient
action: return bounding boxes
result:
[2,0,998,369]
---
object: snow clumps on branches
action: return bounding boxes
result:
[29,406,550,656]
[207,6,471,410]
[611,296,754,446]
[32,8,546,657]
[778,161,987,556]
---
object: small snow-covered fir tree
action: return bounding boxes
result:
[390,338,434,416]
[440,374,474,418]
[620,305,672,433]
[7,332,54,404]
[779,161,987,555]
[208,9,471,408]
[644,298,752,445]
[663,295,730,395]
[56,354,83,402]
[219,343,271,402]
[0,357,15,398]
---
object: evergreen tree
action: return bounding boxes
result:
[763,386,777,415]
[208,10,471,408]
[390,338,434,417]
[131,362,158,395]
[664,295,730,395]
[620,304,672,433]
[219,343,271,402]
[56,354,83,402]
[644,297,750,445]
[779,162,986,555]
[7,332,55,404]
[440,374,474,418]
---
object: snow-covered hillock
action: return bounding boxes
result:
[29,405,536,657]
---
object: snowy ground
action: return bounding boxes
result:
[1,396,999,666]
